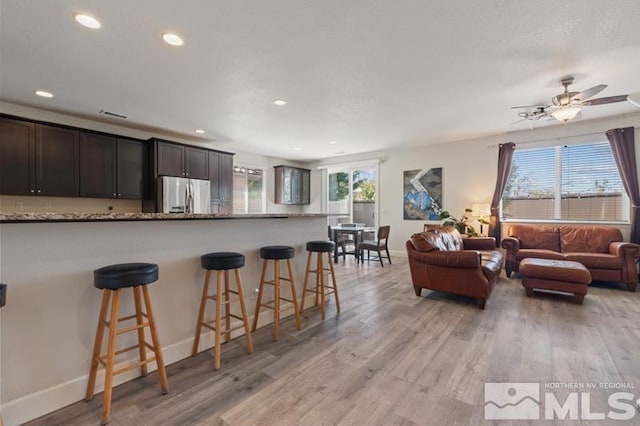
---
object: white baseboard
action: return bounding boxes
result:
[1,300,304,426]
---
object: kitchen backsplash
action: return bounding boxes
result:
[0,195,142,213]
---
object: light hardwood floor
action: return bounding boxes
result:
[28,257,640,425]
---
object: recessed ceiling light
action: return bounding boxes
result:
[74,14,102,29]
[34,90,54,98]
[328,140,337,145]
[195,129,206,134]
[273,99,287,106]
[294,147,302,151]
[162,33,184,46]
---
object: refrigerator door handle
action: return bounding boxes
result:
[185,182,192,213]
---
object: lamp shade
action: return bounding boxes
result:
[471,203,491,217]
[551,106,581,122]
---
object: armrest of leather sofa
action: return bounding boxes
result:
[501,236,520,252]
[608,241,640,258]
[408,249,481,268]
[463,237,496,251]
[501,236,520,278]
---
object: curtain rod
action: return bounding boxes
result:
[489,125,640,148]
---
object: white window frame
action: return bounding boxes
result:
[233,164,266,214]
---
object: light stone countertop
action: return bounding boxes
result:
[0,212,328,223]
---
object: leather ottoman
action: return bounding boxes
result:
[519,258,592,304]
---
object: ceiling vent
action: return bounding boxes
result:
[99,110,128,119]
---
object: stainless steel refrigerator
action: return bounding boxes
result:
[161,176,211,213]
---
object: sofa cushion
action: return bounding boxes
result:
[480,250,504,282]
[439,226,464,251]
[410,233,438,253]
[563,253,622,270]
[560,226,622,253]
[515,249,565,261]
[508,224,560,251]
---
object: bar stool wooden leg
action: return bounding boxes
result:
[286,258,302,330]
[192,270,211,356]
[252,260,268,332]
[234,268,254,353]
[214,270,223,370]
[142,285,168,393]
[86,289,112,401]
[299,251,313,314]
[133,286,148,376]
[273,260,280,341]
[224,270,231,343]
[327,252,341,313]
[315,253,325,320]
[102,289,121,425]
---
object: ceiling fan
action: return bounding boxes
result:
[512,77,631,123]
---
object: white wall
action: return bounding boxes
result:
[308,112,640,255]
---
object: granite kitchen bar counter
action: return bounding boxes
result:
[0,212,327,223]
[0,213,327,424]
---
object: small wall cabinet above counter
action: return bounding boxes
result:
[274,165,310,205]
[154,139,209,179]
[0,117,79,197]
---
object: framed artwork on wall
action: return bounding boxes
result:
[403,167,442,220]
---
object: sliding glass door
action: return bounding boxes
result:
[326,164,378,227]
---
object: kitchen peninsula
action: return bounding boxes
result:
[0,213,326,425]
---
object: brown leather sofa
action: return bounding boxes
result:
[502,224,639,291]
[405,226,504,309]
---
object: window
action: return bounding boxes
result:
[502,142,628,222]
[233,166,264,214]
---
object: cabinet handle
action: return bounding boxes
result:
[30,189,35,193]
[186,173,189,176]
[113,193,116,197]
[37,189,41,193]
[118,193,122,197]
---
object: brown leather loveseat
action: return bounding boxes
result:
[502,224,639,291]
[406,226,504,309]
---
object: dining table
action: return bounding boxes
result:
[330,224,375,263]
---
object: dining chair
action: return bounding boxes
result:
[328,225,347,262]
[358,225,391,267]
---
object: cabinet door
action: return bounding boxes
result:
[157,141,184,177]
[0,117,35,195]
[218,154,233,204]
[80,132,116,198]
[185,146,208,179]
[36,124,79,196]
[301,169,310,204]
[117,138,146,199]
[208,151,221,201]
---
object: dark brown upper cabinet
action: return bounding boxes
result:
[0,117,79,196]
[80,132,147,199]
[208,151,234,213]
[274,165,310,205]
[156,140,208,179]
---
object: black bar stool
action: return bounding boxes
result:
[0,284,4,426]
[300,241,341,320]
[252,245,302,341]
[86,263,168,425]
[192,252,254,370]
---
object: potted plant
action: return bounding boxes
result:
[439,208,478,236]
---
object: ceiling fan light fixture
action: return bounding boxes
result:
[552,106,581,122]
[628,92,640,108]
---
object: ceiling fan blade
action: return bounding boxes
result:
[510,104,549,109]
[571,84,607,102]
[581,95,629,106]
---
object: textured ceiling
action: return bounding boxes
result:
[1,0,640,160]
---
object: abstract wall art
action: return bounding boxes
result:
[403,167,442,220]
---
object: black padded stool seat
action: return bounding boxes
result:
[94,263,159,290]
[260,245,295,260]
[201,252,245,270]
[306,241,335,253]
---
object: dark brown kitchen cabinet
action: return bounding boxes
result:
[156,140,208,179]
[0,117,79,196]
[80,132,146,199]
[208,151,234,214]
[274,165,310,205]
